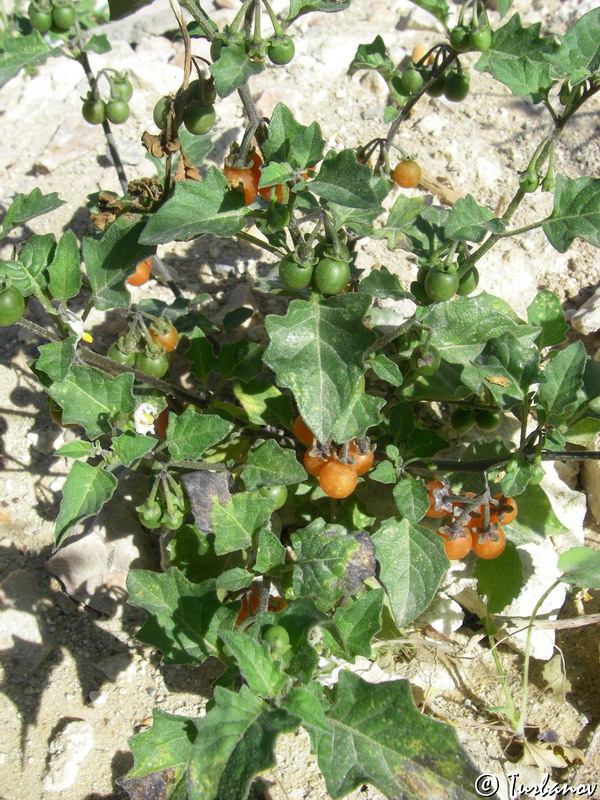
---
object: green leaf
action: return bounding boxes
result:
[111,431,155,466]
[297,149,380,210]
[370,354,403,386]
[140,170,247,245]
[328,173,388,235]
[263,598,330,683]
[358,265,412,301]
[47,366,135,439]
[371,195,424,251]
[564,416,600,447]
[0,188,64,239]
[169,526,245,585]
[262,103,324,171]
[82,214,154,310]
[369,461,397,484]
[286,0,350,22]
[215,339,263,382]
[393,476,429,522]
[127,569,238,664]
[264,294,377,442]
[232,380,294,428]
[347,36,394,80]
[187,685,299,800]
[258,161,297,188]
[3,233,55,297]
[389,401,415,443]
[498,0,514,16]
[166,408,234,461]
[474,332,539,408]
[405,428,449,458]
[187,327,216,384]
[210,43,264,97]
[216,568,255,592]
[404,205,449,260]
[545,7,600,84]
[84,33,111,54]
[474,546,524,613]
[322,589,384,659]
[538,341,587,425]
[474,14,559,102]
[48,230,82,302]
[0,31,62,89]
[36,338,77,382]
[178,127,214,167]
[242,440,307,490]
[507,484,568,544]
[120,708,196,799]
[291,521,375,611]
[408,0,450,25]
[54,441,94,458]
[542,175,600,253]
[499,461,535,497]
[212,491,279,555]
[331,383,385,443]
[311,671,480,799]
[558,547,600,590]
[108,0,154,19]
[372,517,447,627]
[255,527,286,574]
[219,631,287,698]
[445,195,506,242]
[527,290,567,348]
[54,461,118,547]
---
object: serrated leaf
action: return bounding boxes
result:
[0,188,64,239]
[54,461,118,547]
[358,265,411,301]
[369,461,397,484]
[47,366,135,439]
[54,441,94,458]
[242,440,307,490]
[332,384,385,443]
[111,431,156,466]
[474,332,540,407]
[264,294,377,442]
[527,290,567,348]
[297,149,380,210]
[538,341,586,425]
[187,685,299,800]
[0,31,62,89]
[166,408,234,461]
[262,103,324,171]
[445,195,506,242]
[474,14,559,102]
[545,7,600,84]
[12,233,55,296]
[140,170,247,245]
[371,194,424,251]
[372,517,447,627]
[82,214,154,310]
[310,671,481,799]
[210,43,264,97]
[232,379,293,428]
[120,708,197,798]
[370,354,403,386]
[286,0,350,22]
[212,491,278,555]
[393,476,429,522]
[474,546,524,613]
[127,569,238,664]
[347,35,394,79]
[36,337,77,382]
[322,589,384,659]
[215,339,263,382]
[219,631,287,698]
[48,230,82,302]
[291,520,372,611]
[558,547,600,590]
[255,527,286,574]
[542,175,600,253]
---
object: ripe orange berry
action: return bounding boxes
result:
[293,416,315,446]
[347,442,374,476]
[304,449,329,476]
[127,257,152,286]
[318,459,358,498]
[392,159,422,189]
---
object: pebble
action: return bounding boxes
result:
[88,690,107,706]
[42,720,94,792]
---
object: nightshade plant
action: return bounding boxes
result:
[1,0,600,797]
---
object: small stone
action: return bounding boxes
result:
[569,286,600,336]
[96,653,133,682]
[42,720,94,792]
[88,690,107,706]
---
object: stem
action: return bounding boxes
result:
[180,0,216,39]
[258,575,271,613]
[516,579,562,735]
[230,0,255,33]
[236,230,287,256]
[484,616,519,730]
[262,0,282,34]
[494,219,547,238]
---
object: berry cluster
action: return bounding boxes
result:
[425,479,517,560]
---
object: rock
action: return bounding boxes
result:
[45,476,158,616]
[582,433,600,524]
[569,286,600,336]
[538,460,586,552]
[415,591,465,635]
[42,720,94,792]
[95,653,134,683]
[253,88,306,122]
[396,4,445,31]
[0,569,54,679]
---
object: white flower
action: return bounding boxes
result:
[316,654,392,687]
[61,305,93,344]
[134,403,159,435]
